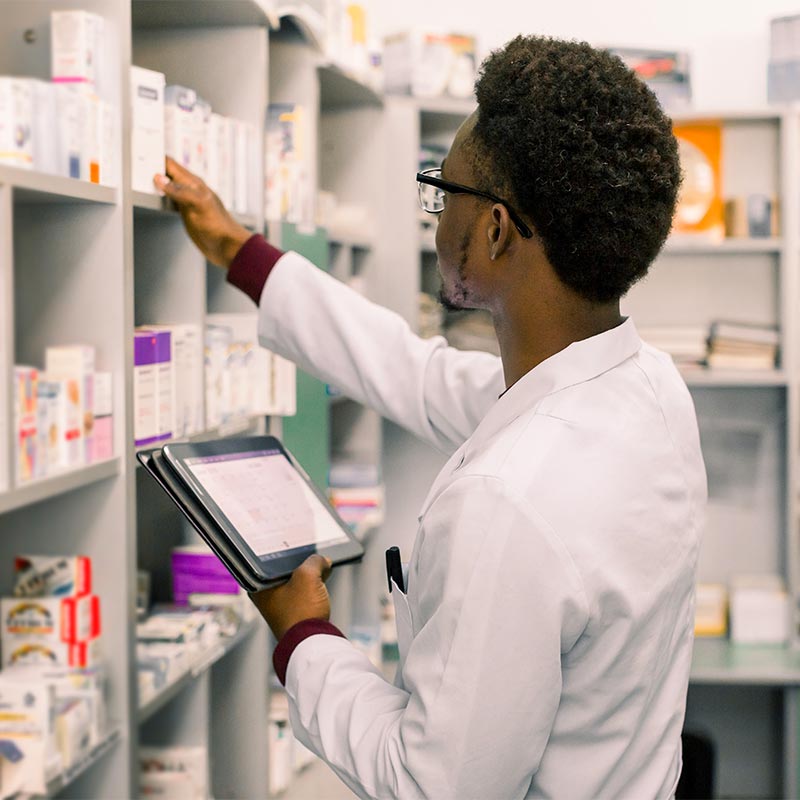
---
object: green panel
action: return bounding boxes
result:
[278,223,331,492]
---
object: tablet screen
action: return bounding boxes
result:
[183,448,350,560]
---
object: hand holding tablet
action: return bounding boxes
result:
[137,436,364,592]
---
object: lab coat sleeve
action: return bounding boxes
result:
[284,475,590,799]
[256,252,505,453]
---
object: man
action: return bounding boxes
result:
[156,35,706,799]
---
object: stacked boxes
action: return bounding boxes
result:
[130,66,166,194]
[0,11,116,185]
[13,347,113,483]
[1,555,101,669]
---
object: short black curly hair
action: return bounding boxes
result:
[472,36,681,303]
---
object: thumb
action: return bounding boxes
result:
[294,553,333,585]
[153,172,198,208]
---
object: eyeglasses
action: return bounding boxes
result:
[416,168,533,239]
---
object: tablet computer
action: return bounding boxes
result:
[137,435,364,592]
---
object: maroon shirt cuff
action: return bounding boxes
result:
[226,234,285,305]
[272,619,347,685]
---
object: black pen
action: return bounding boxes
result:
[385,546,404,593]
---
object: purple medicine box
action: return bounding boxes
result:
[171,547,239,605]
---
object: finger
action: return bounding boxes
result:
[164,155,201,186]
[296,554,333,583]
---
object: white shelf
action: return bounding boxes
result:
[41,727,122,798]
[0,459,122,516]
[0,166,118,205]
[137,620,260,723]
[681,369,788,387]
[318,64,383,111]
[669,108,784,124]
[663,237,783,255]
[135,416,263,459]
[690,638,800,685]
[326,228,375,251]
[416,96,477,118]
[133,191,260,230]
[132,0,274,28]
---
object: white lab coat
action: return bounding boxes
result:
[256,252,707,799]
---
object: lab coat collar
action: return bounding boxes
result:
[418,318,642,521]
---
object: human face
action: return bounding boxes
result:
[434,117,483,311]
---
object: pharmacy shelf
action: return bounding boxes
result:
[40,726,123,799]
[669,108,784,124]
[663,237,783,255]
[318,64,383,111]
[326,228,375,251]
[0,166,117,205]
[690,639,800,685]
[0,458,122,516]
[134,415,263,459]
[132,191,260,230]
[681,369,789,387]
[132,0,275,28]
[137,619,260,723]
[417,96,477,118]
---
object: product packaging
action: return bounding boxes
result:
[36,378,61,477]
[152,330,174,443]
[204,326,229,428]
[50,11,104,92]
[0,77,33,169]
[14,555,92,598]
[92,372,114,461]
[171,545,239,605]
[134,331,158,447]
[54,84,83,179]
[45,345,95,466]
[130,66,166,194]
[729,574,790,645]
[382,31,476,98]
[30,79,58,174]
[164,85,197,172]
[14,366,38,483]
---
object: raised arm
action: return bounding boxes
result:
[156,160,504,454]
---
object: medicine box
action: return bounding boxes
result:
[2,594,100,643]
[131,66,165,194]
[147,325,203,437]
[14,555,92,599]
[0,77,33,170]
[204,326,229,428]
[172,545,239,605]
[54,84,84,179]
[164,85,197,173]
[45,345,95,466]
[30,79,57,175]
[140,746,209,800]
[194,97,212,181]
[152,330,175,443]
[729,574,789,645]
[44,376,82,469]
[134,331,159,446]
[382,31,477,98]
[51,11,104,91]
[14,366,38,483]
[92,371,114,461]
[0,680,59,797]
[37,378,61,476]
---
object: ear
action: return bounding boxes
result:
[487,204,514,261]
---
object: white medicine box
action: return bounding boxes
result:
[0,78,33,169]
[131,66,165,194]
[51,11,104,91]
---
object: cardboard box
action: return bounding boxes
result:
[383,31,476,98]
[92,372,113,462]
[45,345,95,466]
[164,85,197,172]
[0,680,59,797]
[134,331,158,446]
[730,574,789,645]
[51,10,104,91]
[131,66,165,194]
[14,555,92,599]
[0,77,33,169]
[30,79,58,175]
[152,330,174,442]
[172,545,239,605]
[54,84,84,179]
[14,366,38,483]
[2,594,100,645]
[36,378,61,476]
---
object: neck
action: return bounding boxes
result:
[493,293,624,389]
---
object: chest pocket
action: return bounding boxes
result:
[391,579,414,688]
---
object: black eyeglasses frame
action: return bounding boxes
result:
[416,168,534,239]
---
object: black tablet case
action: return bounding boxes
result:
[137,449,284,593]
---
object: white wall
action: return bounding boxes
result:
[377,0,800,110]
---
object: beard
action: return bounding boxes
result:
[438,229,472,311]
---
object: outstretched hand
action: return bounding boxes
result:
[249,554,333,641]
[154,157,252,269]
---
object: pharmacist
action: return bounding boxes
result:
[156,35,707,800]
